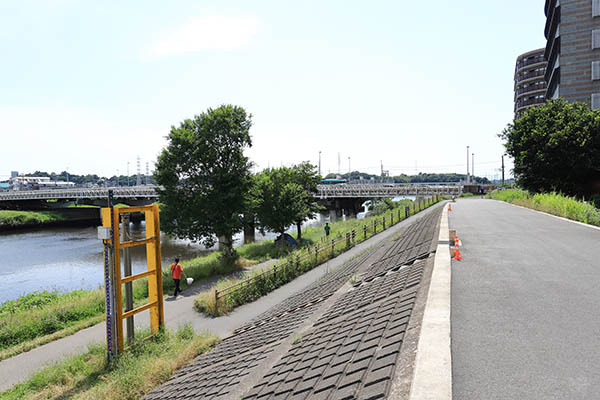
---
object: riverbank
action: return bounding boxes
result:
[488,189,600,226]
[0,225,315,360]
[0,209,101,231]
[194,197,440,316]
[0,197,431,361]
[0,210,67,230]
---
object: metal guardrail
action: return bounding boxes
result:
[0,183,461,202]
[214,196,441,303]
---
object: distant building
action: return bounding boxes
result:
[514,48,548,118]
[544,0,600,108]
[0,182,9,192]
[8,176,75,191]
[10,171,18,178]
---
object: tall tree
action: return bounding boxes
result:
[253,163,321,243]
[252,167,305,239]
[154,105,253,261]
[501,99,600,197]
[290,162,321,242]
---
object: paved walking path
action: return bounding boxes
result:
[450,199,600,400]
[0,208,439,391]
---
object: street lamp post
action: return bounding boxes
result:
[127,162,130,187]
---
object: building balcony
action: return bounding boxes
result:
[516,69,546,83]
[515,56,546,72]
[516,97,546,110]
[515,85,547,101]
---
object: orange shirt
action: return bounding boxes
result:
[171,263,183,279]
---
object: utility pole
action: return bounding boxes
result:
[338,152,341,175]
[501,156,505,186]
[318,151,322,176]
[472,153,475,182]
[466,146,470,184]
[127,162,130,186]
[146,162,150,185]
[348,157,351,174]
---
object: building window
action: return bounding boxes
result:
[592,93,600,110]
[593,30,600,49]
[594,0,600,17]
[593,61,600,80]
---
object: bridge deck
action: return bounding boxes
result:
[0,184,461,202]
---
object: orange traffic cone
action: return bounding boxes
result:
[448,203,452,212]
[453,247,463,261]
[454,235,461,247]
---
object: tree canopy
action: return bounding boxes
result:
[501,99,600,198]
[253,163,321,241]
[154,105,253,258]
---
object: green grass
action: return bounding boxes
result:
[0,290,105,355]
[195,196,442,316]
[0,324,218,400]
[0,210,67,228]
[488,189,600,226]
[0,253,239,359]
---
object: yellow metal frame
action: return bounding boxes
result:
[101,204,164,352]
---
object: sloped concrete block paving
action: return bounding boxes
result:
[144,208,443,400]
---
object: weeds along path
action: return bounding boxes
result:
[0,204,444,392]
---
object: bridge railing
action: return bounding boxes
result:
[316,183,461,198]
[0,186,159,201]
[0,182,462,202]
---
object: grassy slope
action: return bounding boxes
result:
[195,198,438,316]
[489,189,600,226]
[0,325,218,400]
[0,210,67,227]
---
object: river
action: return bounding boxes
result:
[0,201,383,304]
[0,223,271,304]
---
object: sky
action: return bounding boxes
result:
[0,0,548,181]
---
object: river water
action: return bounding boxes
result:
[0,200,388,304]
[0,223,270,304]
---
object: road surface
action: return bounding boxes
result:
[451,198,600,399]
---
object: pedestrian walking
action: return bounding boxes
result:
[324,222,331,237]
[170,258,187,297]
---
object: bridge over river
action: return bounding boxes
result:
[0,183,462,217]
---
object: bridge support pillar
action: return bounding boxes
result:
[329,209,339,222]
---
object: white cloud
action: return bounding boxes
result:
[142,15,260,59]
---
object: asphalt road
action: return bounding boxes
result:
[450,199,600,400]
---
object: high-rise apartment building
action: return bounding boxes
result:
[514,48,547,117]
[544,0,600,108]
